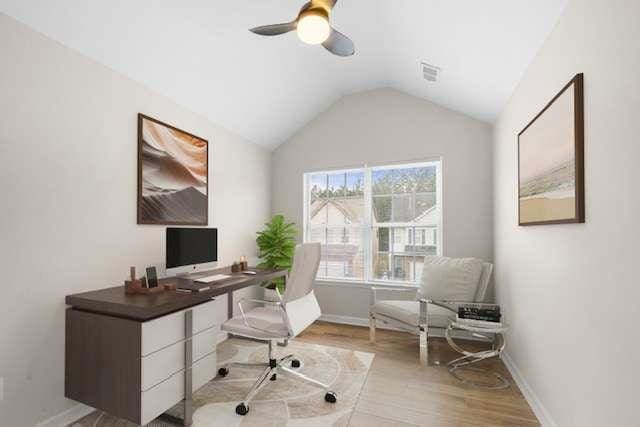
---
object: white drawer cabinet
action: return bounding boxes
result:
[66,297,225,426]
[141,298,225,356]
[141,351,217,425]
[141,325,218,391]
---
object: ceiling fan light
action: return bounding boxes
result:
[297,12,330,45]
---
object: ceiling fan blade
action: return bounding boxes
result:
[322,28,355,56]
[250,22,296,36]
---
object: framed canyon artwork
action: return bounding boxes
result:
[518,73,584,226]
[137,114,208,225]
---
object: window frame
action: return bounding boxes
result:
[302,158,442,287]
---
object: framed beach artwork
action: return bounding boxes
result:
[137,114,208,225]
[518,73,584,226]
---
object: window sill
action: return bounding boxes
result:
[314,278,419,290]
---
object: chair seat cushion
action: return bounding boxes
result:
[221,307,290,340]
[371,300,456,328]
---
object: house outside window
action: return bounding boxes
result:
[303,160,441,285]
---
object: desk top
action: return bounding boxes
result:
[65,267,286,321]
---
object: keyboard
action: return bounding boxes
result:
[195,274,231,284]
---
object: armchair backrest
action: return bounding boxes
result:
[474,262,493,302]
[419,256,493,303]
[282,243,322,337]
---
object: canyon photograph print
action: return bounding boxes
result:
[518,74,584,226]
[137,114,208,225]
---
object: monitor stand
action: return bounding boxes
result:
[167,262,219,278]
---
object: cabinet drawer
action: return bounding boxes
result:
[141,326,218,391]
[140,351,217,425]
[193,296,226,333]
[141,298,223,356]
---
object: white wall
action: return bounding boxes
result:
[0,14,270,427]
[272,88,493,320]
[493,0,640,425]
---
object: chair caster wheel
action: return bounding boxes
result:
[235,403,250,415]
[270,373,277,381]
[291,359,301,368]
[324,391,337,403]
[218,367,229,377]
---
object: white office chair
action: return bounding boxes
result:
[218,242,336,416]
[369,256,493,365]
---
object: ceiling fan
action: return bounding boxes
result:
[249,0,355,57]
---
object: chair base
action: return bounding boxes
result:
[218,340,337,416]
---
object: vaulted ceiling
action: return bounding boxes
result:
[0,0,567,149]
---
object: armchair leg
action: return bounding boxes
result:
[369,314,376,343]
[419,325,428,366]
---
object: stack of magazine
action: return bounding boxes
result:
[457,304,502,328]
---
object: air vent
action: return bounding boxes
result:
[421,62,440,82]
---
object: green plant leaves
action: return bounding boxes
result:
[256,214,297,291]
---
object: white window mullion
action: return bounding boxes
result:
[363,166,373,283]
[302,173,309,243]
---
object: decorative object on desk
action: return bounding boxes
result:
[145,266,158,288]
[68,339,373,427]
[518,73,584,225]
[137,113,208,225]
[256,214,296,294]
[124,266,144,294]
[231,261,241,273]
[162,283,176,291]
[124,266,164,295]
[239,255,248,270]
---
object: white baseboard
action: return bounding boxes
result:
[502,351,556,427]
[36,403,94,427]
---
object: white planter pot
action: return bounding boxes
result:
[263,287,281,303]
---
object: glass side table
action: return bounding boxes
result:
[430,301,510,390]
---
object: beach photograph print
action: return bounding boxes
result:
[518,74,584,225]
[137,114,208,225]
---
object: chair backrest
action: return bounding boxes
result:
[474,262,493,302]
[419,256,493,303]
[282,243,322,337]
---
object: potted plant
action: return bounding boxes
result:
[256,215,297,300]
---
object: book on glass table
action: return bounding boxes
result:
[458,304,501,322]
[455,315,503,329]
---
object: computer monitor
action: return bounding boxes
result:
[166,227,218,275]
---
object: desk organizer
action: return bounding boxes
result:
[124,267,172,295]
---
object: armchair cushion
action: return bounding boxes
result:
[371,300,456,328]
[420,256,483,302]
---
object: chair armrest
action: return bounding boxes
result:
[236,298,289,336]
[370,286,418,306]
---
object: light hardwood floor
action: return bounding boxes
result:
[296,321,539,427]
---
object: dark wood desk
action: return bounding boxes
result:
[65,267,287,426]
[66,267,287,321]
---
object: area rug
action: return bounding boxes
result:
[69,338,374,427]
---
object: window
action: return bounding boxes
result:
[303,160,441,284]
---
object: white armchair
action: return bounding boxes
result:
[369,256,493,365]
